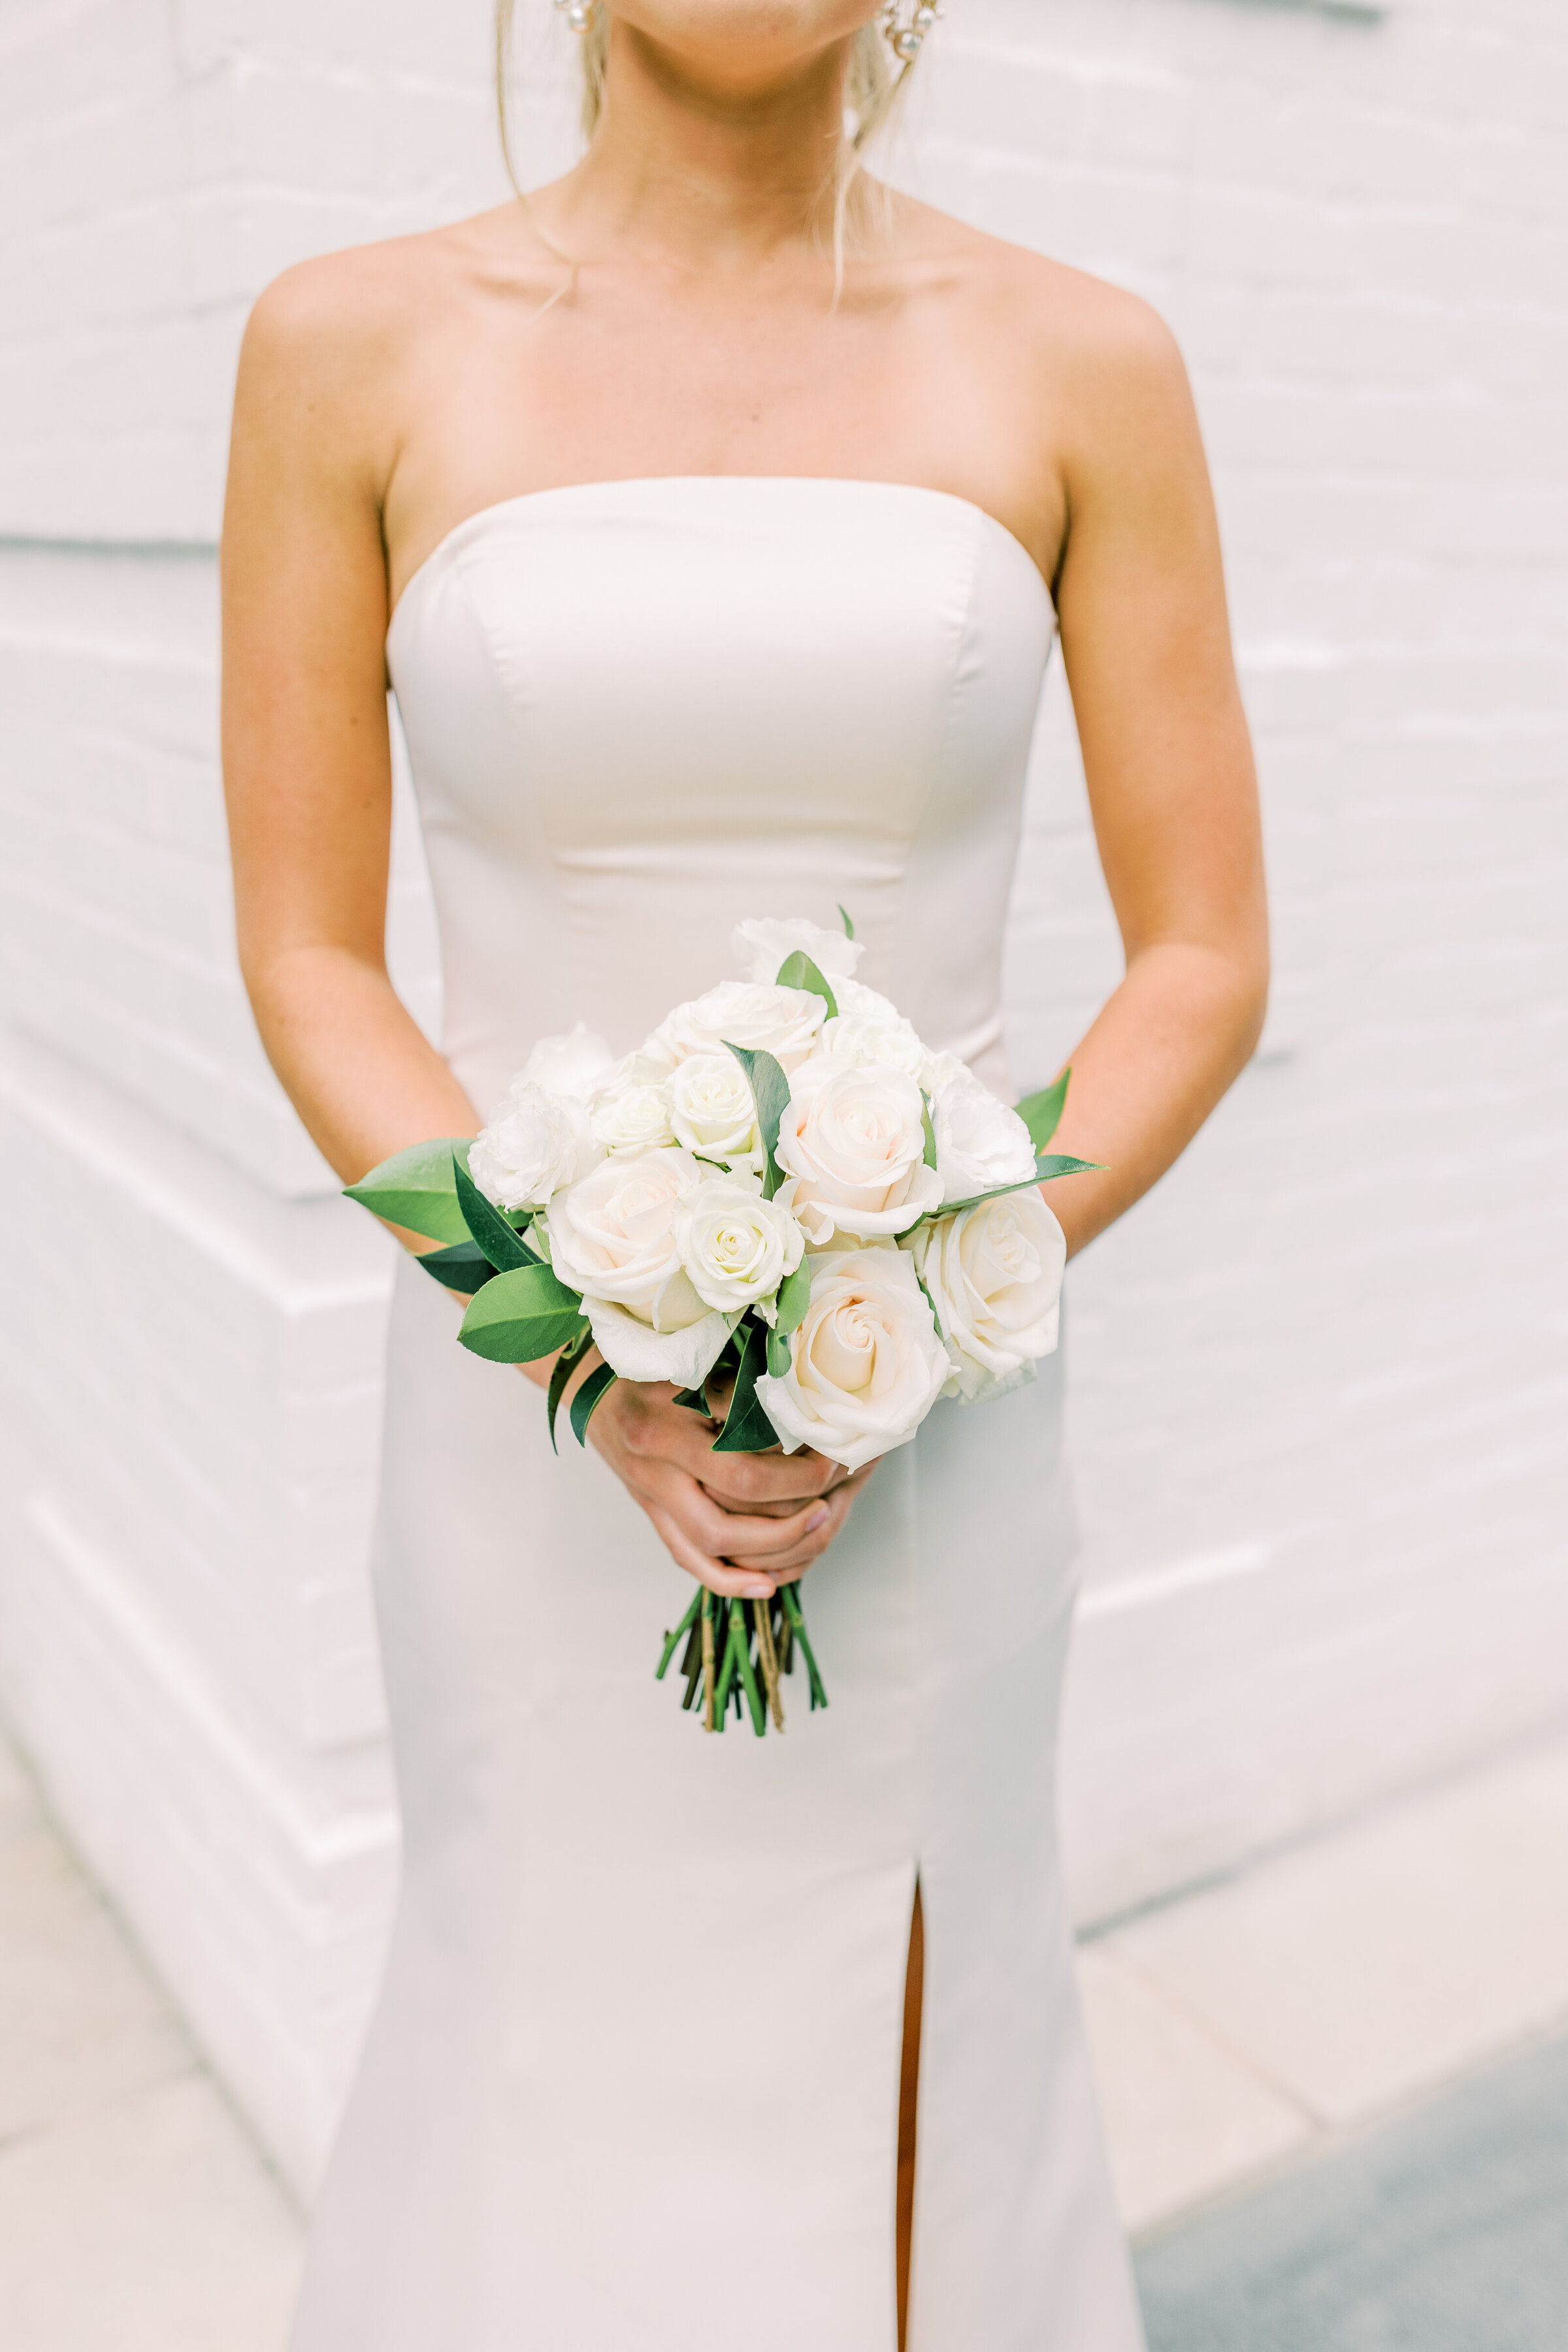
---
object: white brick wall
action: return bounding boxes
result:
[1,0,1563,2186]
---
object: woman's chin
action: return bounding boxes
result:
[610,0,874,77]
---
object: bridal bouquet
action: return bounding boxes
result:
[346,914,1095,1739]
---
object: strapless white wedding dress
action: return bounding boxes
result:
[289,477,1145,2352]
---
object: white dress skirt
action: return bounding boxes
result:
[288,476,1147,2352]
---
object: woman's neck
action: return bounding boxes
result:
[542,19,857,272]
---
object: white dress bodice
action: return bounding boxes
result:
[386,476,1054,1111]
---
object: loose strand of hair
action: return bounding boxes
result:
[496,0,581,314]
[495,0,523,197]
[830,24,911,309]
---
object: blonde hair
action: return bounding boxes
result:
[493,5,912,290]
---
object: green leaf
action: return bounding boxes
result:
[774,949,838,1022]
[774,1258,812,1335]
[458,1263,588,1363]
[672,1386,713,1415]
[711,1320,777,1454]
[1015,1068,1071,1151]
[838,903,855,941]
[705,1333,743,1395]
[932,1151,1103,1220]
[921,1089,939,1171]
[721,1041,791,1201]
[453,1155,537,1273]
[343,1137,475,1245]
[912,1265,946,1346]
[417,1239,497,1296]
[570,1360,617,1445]
[546,1324,595,1453]
[766,1323,793,1379]
[1034,1152,1101,1183]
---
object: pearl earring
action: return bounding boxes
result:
[877,1,939,65]
[555,0,595,32]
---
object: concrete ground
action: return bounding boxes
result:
[1137,2028,1568,2350]
[2,1719,1566,2349]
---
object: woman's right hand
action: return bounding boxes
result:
[585,1374,875,1600]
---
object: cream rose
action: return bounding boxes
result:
[469,1081,598,1213]
[730,915,863,987]
[675,1175,804,1317]
[649,981,826,1075]
[544,1147,730,1387]
[816,1011,930,1084]
[828,981,962,1091]
[834,978,900,1023]
[589,1081,677,1156]
[666,1053,761,1167]
[919,1047,968,1095]
[756,1247,951,1471]
[905,1188,1065,1400]
[930,1070,1038,1203]
[774,1061,943,1243]
[598,1038,682,1088]
[519,1024,615,1101]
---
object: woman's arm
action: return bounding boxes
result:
[1040,300,1269,1256]
[220,257,857,1599]
[221,262,476,1187]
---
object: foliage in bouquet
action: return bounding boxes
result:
[346,911,1098,1737]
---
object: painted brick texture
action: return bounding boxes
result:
[0,0,1563,2182]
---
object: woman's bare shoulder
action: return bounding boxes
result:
[232,207,557,502]
[898,193,1190,407]
[244,207,536,378]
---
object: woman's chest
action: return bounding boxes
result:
[384,282,1064,616]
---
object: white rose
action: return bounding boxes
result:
[666,1053,761,1167]
[756,1248,950,1472]
[814,983,968,1094]
[583,1298,734,1390]
[920,1048,968,1095]
[774,1061,943,1243]
[906,1188,1065,1400]
[651,981,826,1075]
[544,1147,732,1388]
[520,1024,615,1101]
[589,1081,677,1156]
[470,1082,599,1213]
[730,915,864,987]
[598,1039,681,1087]
[834,978,900,1023]
[816,1011,930,1083]
[545,1146,705,1322]
[675,1175,804,1317]
[930,1070,1038,1203]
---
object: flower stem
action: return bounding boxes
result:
[732,1597,767,1737]
[657,1587,702,1681]
[753,1596,786,1732]
[713,1604,740,1725]
[701,1592,717,1734]
[779,1582,828,1711]
[679,1612,704,1711]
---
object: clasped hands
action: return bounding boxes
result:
[587,1376,875,1601]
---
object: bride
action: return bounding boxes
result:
[222,4,1267,2346]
